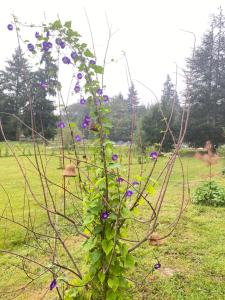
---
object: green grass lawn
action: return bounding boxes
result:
[0,143,225,299]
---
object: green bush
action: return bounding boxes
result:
[222,167,225,175]
[218,144,225,157]
[193,181,225,206]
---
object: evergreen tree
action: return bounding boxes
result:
[142,75,181,150]
[23,68,58,139]
[109,93,131,142]
[0,48,58,140]
[127,82,139,114]
[186,8,225,146]
[0,48,30,140]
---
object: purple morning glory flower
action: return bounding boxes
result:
[125,190,133,197]
[96,88,103,95]
[75,135,81,142]
[42,41,48,47]
[154,263,161,270]
[112,154,118,161]
[46,31,50,37]
[62,56,71,64]
[80,98,86,105]
[50,279,56,290]
[7,24,13,31]
[57,121,66,129]
[101,211,109,220]
[74,85,80,93]
[55,38,62,45]
[71,51,77,59]
[35,32,40,38]
[82,115,91,128]
[42,41,51,52]
[117,177,124,183]
[84,115,91,123]
[82,122,88,128]
[77,73,83,80]
[89,59,96,65]
[132,181,139,186]
[60,41,65,49]
[27,43,34,52]
[40,81,48,89]
[103,95,109,102]
[150,151,158,160]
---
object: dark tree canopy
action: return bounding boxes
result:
[142,75,181,151]
[185,8,225,147]
[0,48,58,140]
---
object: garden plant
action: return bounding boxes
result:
[0,17,191,299]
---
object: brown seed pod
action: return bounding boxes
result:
[89,123,98,132]
[63,164,76,177]
[149,232,164,246]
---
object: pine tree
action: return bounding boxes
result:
[0,48,58,140]
[0,48,30,140]
[142,75,180,150]
[23,52,59,139]
[186,8,225,146]
[127,82,139,115]
[109,93,131,142]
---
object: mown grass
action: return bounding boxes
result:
[0,142,225,300]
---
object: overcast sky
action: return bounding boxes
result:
[0,0,225,106]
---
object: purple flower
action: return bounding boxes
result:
[82,122,88,128]
[125,190,133,197]
[80,98,86,105]
[150,151,158,160]
[27,43,34,52]
[57,121,66,129]
[96,88,103,96]
[154,263,161,270]
[112,154,118,161]
[40,81,48,89]
[101,211,109,220]
[46,31,50,38]
[62,56,71,64]
[35,32,40,38]
[50,279,57,290]
[7,24,13,31]
[42,41,51,52]
[82,115,91,128]
[84,115,91,123]
[74,85,80,93]
[55,38,62,45]
[60,41,65,49]
[71,51,77,59]
[103,95,109,102]
[77,73,83,80]
[132,181,139,186]
[89,59,96,65]
[117,177,124,183]
[75,135,81,142]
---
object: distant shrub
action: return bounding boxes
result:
[193,181,225,206]
[222,167,225,175]
[218,144,225,157]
